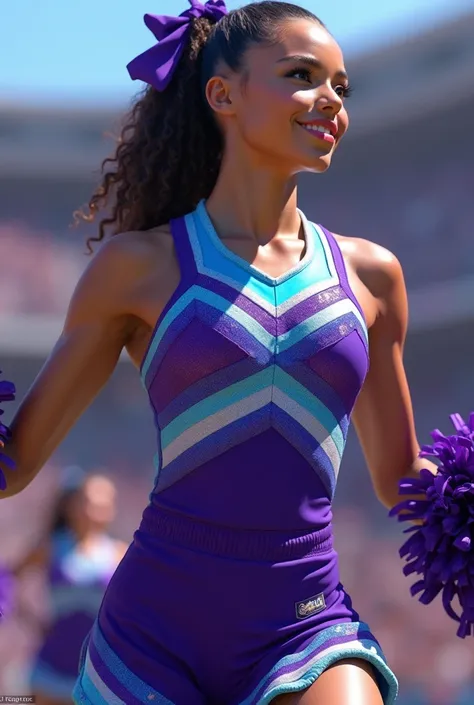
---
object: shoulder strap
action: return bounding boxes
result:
[169,212,199,283]
[318,225,367,322]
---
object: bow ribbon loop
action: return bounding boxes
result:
[127,0,228,92]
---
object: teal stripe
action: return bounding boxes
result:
[80,671,111,705]
[237,622,398,705]
[196,288,275,349]
[186,212,277,307]
[141,288,196,379]
[92,623,174,704]
[315,222,338,280]
[203,243,275,306]
[141,285,275,380]
[161,368,273,449]
[237,623,354,705]
[278,299,357,352]
[274,367,344,457]
[241,639,397,705]
[276,225,333,304]
[84,653,124,705]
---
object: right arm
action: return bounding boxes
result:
[1,237,142,498]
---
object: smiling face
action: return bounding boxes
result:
[207,18,350,175]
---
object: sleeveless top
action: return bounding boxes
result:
[48,530,117,620]
[140,201,369,533]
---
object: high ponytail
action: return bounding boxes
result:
[77,17,222,251]
[77,2,322,252]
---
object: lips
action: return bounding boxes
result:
[297,121,336,145]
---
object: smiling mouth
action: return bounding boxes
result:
[296,123,336,144]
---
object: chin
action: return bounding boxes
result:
[298,157,332,175]
[297,149,334,174]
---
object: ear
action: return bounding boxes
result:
[205,75,236,117]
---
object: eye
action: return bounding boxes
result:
[285,67,312,83]
[335,83,353,99]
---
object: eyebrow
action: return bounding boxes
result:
[277,55,348,81]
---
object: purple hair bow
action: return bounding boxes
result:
[127,0,228,92]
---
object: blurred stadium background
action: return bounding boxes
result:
[1,7,474,704]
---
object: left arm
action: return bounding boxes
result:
[350,244,436,508]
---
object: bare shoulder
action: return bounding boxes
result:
[87,226,173,289]
[333,233,406,305]
[70,225,173,318]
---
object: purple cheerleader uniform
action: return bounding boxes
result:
[73,201,398,704]
[31,530,117,700]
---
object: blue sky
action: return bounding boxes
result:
[2,0,473,105]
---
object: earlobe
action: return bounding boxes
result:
[205,76,235,117]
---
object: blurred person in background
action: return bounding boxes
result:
[0,0,450,703]
[9,468,125,705]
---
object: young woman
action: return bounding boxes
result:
[12,470,125,705]
[0,1,439,702]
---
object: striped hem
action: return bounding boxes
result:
[237,622,398,705]
[72,622,174,705]
[73,621,397,705]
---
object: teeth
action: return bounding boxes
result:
[302,124,331,135]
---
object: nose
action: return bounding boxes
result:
[314,83,343,117]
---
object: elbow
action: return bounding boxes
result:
[1,475,28,499]
[372,479,401,511]
[0,460,35,499]
[375,489,398,511]
[372,461,429,511]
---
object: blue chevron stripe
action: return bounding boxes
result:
[155,407,272,491]
[273,369,344,458]
[161,369,273,450]
[271,405,337,496]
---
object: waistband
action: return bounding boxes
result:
[137,505,334,562]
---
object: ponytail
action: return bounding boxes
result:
[76,2,322,252]
[78,17,222,251]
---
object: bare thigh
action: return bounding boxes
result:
[34,693,72,705]
[272,659,384,705]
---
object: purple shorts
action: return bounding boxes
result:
[73,508,398,704]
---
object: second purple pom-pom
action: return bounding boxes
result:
[390,412,474,638]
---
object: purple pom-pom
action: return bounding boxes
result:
[0,564,16,620]
[0,371,16,491]
[389,413,474,638]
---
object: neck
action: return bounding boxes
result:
[205,139,301,246]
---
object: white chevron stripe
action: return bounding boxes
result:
[162,387,273,466]
[278,299,365,351]
[276,277,340,315]
[272,387,341,475]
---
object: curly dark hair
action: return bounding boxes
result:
[77,2,322,252]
